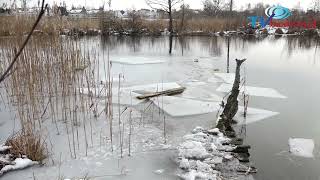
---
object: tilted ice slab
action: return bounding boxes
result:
[216,83,287,99]
[80,87,144,106]
[289,138,315,158]
[103,90,144,106]
[234,106,279,125]
[81,82,182,106]
[122,82,182,94]
[151,96,220,117]
[111,57,166,65]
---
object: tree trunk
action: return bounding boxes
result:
[168,0,173,35]
[216,59,246,132]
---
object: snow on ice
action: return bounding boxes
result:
[177,127,254,180]
[0,145,11,152]
[0,158,38,176]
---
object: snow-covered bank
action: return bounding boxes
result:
[0,145,38,177]
[176,127,256,180]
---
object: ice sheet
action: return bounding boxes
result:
[183,81,207,87]
[122,82,182,94]
[214,73,235,84]
[111,57,166,65]
[151,96,220,117]
[216,83,287,99]
[180,87,222,102]
[234,106,279,125]
[289,138,314,158]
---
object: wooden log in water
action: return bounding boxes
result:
[136,87,186,100]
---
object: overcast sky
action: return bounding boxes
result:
[0,0,315,10]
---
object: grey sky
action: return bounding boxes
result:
[1,0,315,10]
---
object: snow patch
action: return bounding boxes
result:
[178,141,209,159]
[179,169,215,180]
[0,158,38,176]
[0,145,11,152]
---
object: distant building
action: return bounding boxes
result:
[138,9,159,19]
[69,7,87,17]
[115,10,129,18]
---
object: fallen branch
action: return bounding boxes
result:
[136,87,186,100]
[0,0,48,84]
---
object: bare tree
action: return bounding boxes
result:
[203,0,228,16]
[229,0,233,12]
[146,0,182,35]
[108,0,112,10]
[20,0,28,11]
[312,0,320,12]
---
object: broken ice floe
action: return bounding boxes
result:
[234,106,279,125]
[151,96,220,117]
[289,138,315,158]
[153,169,165,175]
[151,95,279,121]
[216,83,287,99]
[177,127,256,180]
[111,57,166,65]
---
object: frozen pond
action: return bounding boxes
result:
[1,35,320,179]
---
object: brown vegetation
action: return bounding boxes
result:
[5,131,47,162]
[0,15,100,36]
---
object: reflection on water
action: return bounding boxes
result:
[87,35,320,77]
[97,35,320,64]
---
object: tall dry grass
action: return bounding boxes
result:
[0,14,243,37]
[0,34,104,160]
[0,15,100,36]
